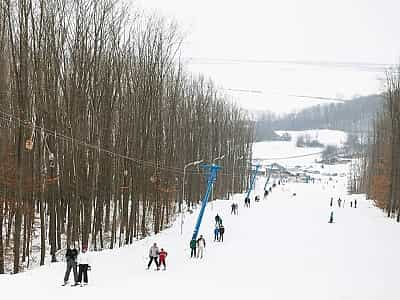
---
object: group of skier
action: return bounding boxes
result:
[330,197,357,208]
[189,235,206,259]
[62,245,91,286]
[61,190,258,282]
[147,242,168,270]
[231,202,239,215]
[329,196,359,223]
[213,214,225,242]
[244,196,251,207]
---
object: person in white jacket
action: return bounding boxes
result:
[147,242,160,270]
[196,235,206,259]
[77,246,91,286]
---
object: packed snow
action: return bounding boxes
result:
[1,138,399,300]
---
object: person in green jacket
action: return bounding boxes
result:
[190,239,197,258]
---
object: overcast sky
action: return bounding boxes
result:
[135,0,400,113]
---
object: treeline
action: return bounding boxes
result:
[295,135,323,148]
[254,111,290,142]
[255,95,381,141]
[0,0,254,274]
[359,67,400,221]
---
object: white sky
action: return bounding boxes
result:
[134,0,400,113]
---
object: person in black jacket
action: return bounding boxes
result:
[215,214,222,226]
[63,245,78,286]
[218,225,225,242]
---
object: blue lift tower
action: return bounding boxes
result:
[191,163,222,242]
[245,164,261,201]
[264,164,273,191]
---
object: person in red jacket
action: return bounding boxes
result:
[159,248,168,270]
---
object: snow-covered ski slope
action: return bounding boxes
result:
[2,137,400,300]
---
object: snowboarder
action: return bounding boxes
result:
[330,197,333,207]
[190,239,197,258]
[147,242,160,270]
[214,225,219,242]
[354,199,357,208]
[197,235,206,259]
[63,245,79,286]
[159,248,168,270]
[329,211,334,223]
[219,224,225,242]
[77,245,91,286]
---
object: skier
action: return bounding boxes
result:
[350,201,353,208]
[197,235,206,259]
[147,242,160,270]
[354,199,357,208]
[338,198,342,208]
[214,225,219,242]
[329,211,334,223]
[234,203,239,215]
[77,245,91,286]
[159,248,168,270]
[219,224,225,242]
[190,239,197,258]
[330,197,333,207]
[264,190,269,197]
[269,187,272,193]
[231,202,235,214]
[63,245,79,286]
[215,214,222,226]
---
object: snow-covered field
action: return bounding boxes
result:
[276,129,348,147]
[253,129,347,168]
[253,140,322,167]
[2,136,399,300]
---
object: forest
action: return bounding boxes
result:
[0,0,254,274]
[358,67,400,222]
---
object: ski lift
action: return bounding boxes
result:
[25,139,33,150]
[150,175,157,183]
[49,152,55,168]
[150,170,160,183]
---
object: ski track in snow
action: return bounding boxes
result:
[1,140,399,300]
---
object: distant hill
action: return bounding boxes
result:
[255,94,381,141]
